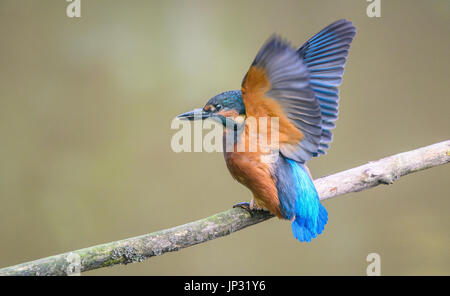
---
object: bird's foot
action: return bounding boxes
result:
[233,202,252,212]
[233,200,267,216]
[233,202,255,217]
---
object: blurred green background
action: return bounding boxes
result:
[0,0,449,275]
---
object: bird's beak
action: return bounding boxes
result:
[177,108,212,121]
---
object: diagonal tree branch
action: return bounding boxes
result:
[0,140,449,276]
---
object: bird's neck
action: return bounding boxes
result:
[222,119,245,152]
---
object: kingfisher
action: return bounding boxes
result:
[177,19,356,242]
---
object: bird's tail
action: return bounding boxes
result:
[291,202,328,242]
[286,159,328,242]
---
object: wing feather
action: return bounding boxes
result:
[298,19,356,156]
[241,19,356,162]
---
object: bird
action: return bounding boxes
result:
[177,19,356,242]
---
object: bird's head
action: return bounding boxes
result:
[177,90,246,128]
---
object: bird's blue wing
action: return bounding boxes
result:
[297,19,356,156]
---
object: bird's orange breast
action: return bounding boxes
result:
[223,124,282,218]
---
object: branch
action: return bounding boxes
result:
[1,140,449,276]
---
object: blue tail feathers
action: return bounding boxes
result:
[281,159,328,243]
[292,202,328,242]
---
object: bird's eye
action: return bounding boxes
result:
[216,104,222,110]
[204,105,215,112]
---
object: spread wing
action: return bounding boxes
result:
[298,19,356,155]
[241,19,356,163]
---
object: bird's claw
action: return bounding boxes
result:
[233,202,253,215]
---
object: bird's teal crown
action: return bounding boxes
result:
[204,90,246,116]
